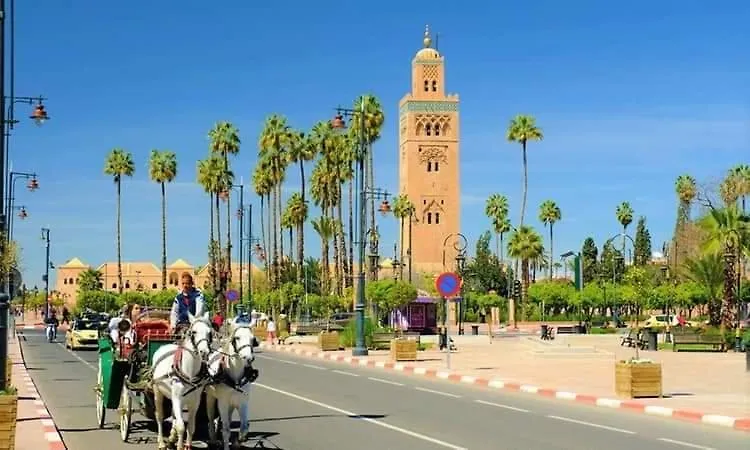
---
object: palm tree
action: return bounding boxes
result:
[615,201,634,255]
[104,148,135,294]
[673,174,697,269]
[538,200,562,279]
[286,192,308,282]
[485,194,509,258]
[312,216,336,295]
[149,150,178,290]
[507,225,544,324]
[287,131,317,271]
[683,252,724,325]
[492,217,512,265]
[351,95,385,245]
[506,115,543,226]
[252,166,273,284]
[77,268,103,291]
[698,205,750,328]
[727,165,750,212]
[197,155,226,291]
[258,114,292,289]
[209,121,240,297]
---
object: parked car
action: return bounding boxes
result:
[65,318,100,350]
[643,314,703,329]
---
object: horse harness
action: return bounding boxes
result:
[212,326,259,391]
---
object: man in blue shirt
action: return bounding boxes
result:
[169,273,205,332]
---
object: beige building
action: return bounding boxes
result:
[398,26,461,274]
[55,257,261,307]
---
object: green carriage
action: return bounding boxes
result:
[95,309,176,442]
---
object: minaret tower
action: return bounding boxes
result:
[398,25,461,274]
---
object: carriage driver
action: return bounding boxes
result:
[170,273,206,333]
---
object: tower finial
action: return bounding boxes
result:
[423,24,432,48]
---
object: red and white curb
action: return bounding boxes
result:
[260,343,750,432]
[16,339,67,448]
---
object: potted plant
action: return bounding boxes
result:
[318,296,340,351]
[0,385,18,449]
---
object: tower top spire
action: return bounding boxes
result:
[423,24,432,48]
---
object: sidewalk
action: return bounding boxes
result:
[9,327,67,449]
[262,333,750,432]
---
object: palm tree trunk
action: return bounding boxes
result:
[260,196,268,284]
[367,143,376,249]
[348,179,354,286]
[549,224,554,280]
[272,188,278,289]
[277,184,284,269]
[495,232,500,261]
[520,141,528,226]
[521,259,530,320]
[332,212,341,296]
[399,217,405,280]
[116,178,123,294]
[500,233,505,265]
[296,222,304,283]
[161,181,167,290]
[337,187,347,290]
[215,193,223,310]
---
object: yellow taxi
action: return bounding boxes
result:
[65,318,100,350]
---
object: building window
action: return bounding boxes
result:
[432,80,437,92]
[425,123,432,136]
[424,80,429,91]
[152,283,158,289]
[427,212,432,224]
[63,279,68,285]
[427,161,432,172]
[435,213,440,224]
[112,283,117,289]
[69,278,74,285]
[434,126,440,136]
[434,162,440,171]
[423,200,427,205]
[125,281,131,289]
[441,200,444,205]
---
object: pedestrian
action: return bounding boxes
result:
[62,307,70,325]
[266,317,277,344]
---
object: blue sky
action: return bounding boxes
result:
[10,0,749,286]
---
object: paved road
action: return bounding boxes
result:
[19,329,748,450]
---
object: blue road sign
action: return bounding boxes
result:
[226,289,240,302]
[435,272,461,298]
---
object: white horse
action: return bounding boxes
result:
[206,324,259,450]
[151,312,213,450]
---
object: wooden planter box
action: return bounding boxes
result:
[615,361,662,399]
[390,339,418,361]
[0,394,18,450]
[319,331,340,351]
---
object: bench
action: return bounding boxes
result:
[556,325,583,335]
[620,329,649,349]
[371,332,397,350]
[671,332,726,352]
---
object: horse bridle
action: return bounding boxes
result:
[185,321,213,358]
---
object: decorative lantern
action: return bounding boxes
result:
[30,102,50,125]
[331,113,346,129]
[18,207,28,219]
[27,177,39,191]
[378,199,391,214]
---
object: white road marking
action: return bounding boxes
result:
[332,370,359,377]
[415,387,461,398]
[302,363,327,370]
[546,415,635,434]
[59,343,96,369]
[368,377,404,386]
[657,438,715,450]
[474,399,530,413]
[255,382,467,450]
[274,359,299,365]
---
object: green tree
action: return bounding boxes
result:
[633,216,652,266]
[581,237,598,284]
[485,194,510,261]
[538,200,562,279]
[104,147,135,294]
[505,115,543,226]
[682,252,724,325]
[465,231,506,295]
[77,269,103,292]
[615,201,634,255]
[149,149,178,289]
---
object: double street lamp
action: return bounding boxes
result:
[41,227,51,319]
[331,105,391,356]
[442,233,467,334]
[240,203,263,307]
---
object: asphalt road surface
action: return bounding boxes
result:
[18,328,748,450]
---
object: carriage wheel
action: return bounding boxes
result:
[119,377,133,442]
[96,359,106,428]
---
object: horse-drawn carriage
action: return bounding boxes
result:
[95,309,186,441]
[95,308,260,449]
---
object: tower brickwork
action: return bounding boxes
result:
[398,26,461,275]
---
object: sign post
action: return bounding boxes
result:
[226,289,239,317]
[435,272,461,370]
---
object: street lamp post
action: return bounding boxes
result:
[6,171,38,238]
[366,228,381,281]
[41,227,51,319]
[242,204,262,306]
[391,243,401,281]
[331,106,392,356]
[229,183,244,309]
